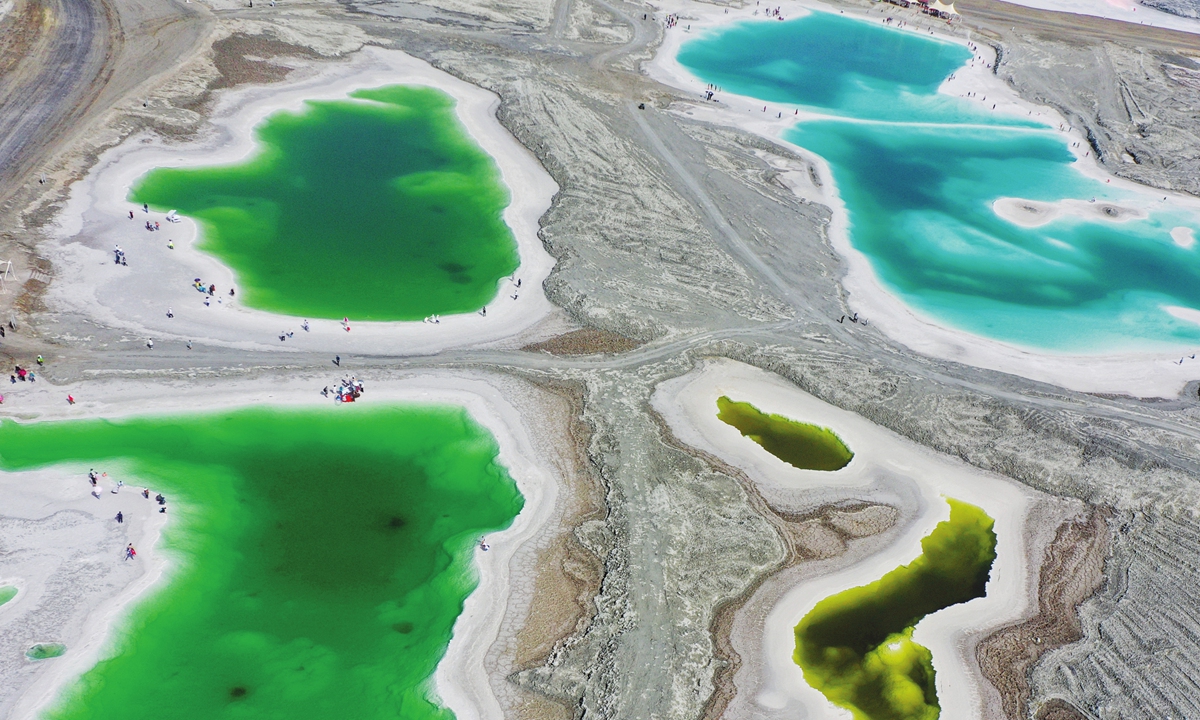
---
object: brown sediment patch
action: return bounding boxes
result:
[976,508,1110,720]
[0,0,47,78]
[647,407,897,720]
[209,33,320,91]
[15,278,49,316]
[14,257,53,317]
[1034,697,1090,720]
[522,328,644,356]
[506,378,607,720]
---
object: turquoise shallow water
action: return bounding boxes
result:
[678,12,1200,353]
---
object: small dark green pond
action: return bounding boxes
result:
[716,396,853,471]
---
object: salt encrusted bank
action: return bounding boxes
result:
[49,47,559,356]
[0,372,565,720]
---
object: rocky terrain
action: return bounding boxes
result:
[2,0,1200,718]
[1142,0,1200,19]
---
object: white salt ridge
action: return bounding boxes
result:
[1172,226,1196,248]
[992,196,1147,228]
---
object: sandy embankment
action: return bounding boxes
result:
[49,45,560,356]
[652,359,1079,720]
[645,0,1200,397]
[0,372,570,720]
[0,467,169,720]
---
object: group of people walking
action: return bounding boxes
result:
[322,377,365,403]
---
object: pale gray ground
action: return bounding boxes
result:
[3,0,1200,718]
[997,40,1200,196]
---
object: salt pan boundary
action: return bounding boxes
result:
[647,0,1200,397]
[987,0,1200,36]
[50,47,559,356]
[652,359,1083,720]
[0,371,566,720]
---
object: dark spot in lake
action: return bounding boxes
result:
[230,686,248,699]
[386,515,405,529]
[393,622,415,634]
[440,262,470,274]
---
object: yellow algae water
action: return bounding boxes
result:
[716,396,853,471]
[794,499,997,720]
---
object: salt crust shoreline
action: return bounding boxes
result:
[646,0,1200,397]
[0,372,561,720]
[652,359,1046,720]
[51,46,559,356]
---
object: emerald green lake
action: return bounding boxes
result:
[0,405,523,720]
[715,396,853,471]
[679,13,1200,353]
[794,499,996,720]
[131,85,519,321]
[0,585,16,606]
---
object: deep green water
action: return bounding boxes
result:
[794,499,996,720]
[0,405,523,720]
[132,85,519,321]
[0,585,16,606]
[715,396,853,471]
[679,12,1200,352]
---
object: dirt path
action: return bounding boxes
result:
[957,0,1200,51]
[0,0,211,211]
[0,0,110,208]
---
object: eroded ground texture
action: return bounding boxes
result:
[2,0,1200,718]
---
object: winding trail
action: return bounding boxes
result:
[0,0,209,210]
[550,0,572,38]
[0,0,110,206]
[589,0,656,69]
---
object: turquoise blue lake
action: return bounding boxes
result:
[678,12,1200,353]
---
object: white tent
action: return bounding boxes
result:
[929,0,959,15]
